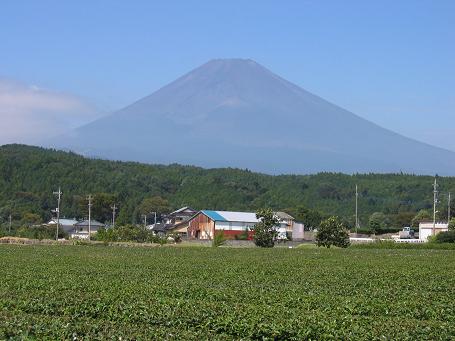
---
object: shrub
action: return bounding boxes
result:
[448,218,455,231]
[316,216,350,248]
[434,231,455,243]
[235,229,249,240]
[213,231,226,247]
[168,233,182,243]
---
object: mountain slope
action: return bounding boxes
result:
[1,144,454,227]
[47,59,455,175]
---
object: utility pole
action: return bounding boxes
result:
[87,194,92,241]
[355,184,360,234]
[433,178,438,236]
[141,214,147,228]
[8,214,12,234]
[111,204,117,227]
[448,192,451,223]
[53,187,62,240]
[151,211,157,227]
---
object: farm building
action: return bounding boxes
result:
[187,210,295,240]
[46,218,78,233]
[71,220,105,239]
[419,221,448,242]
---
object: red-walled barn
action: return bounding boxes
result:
[188,210,258,240]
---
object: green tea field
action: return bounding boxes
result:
[1,245,455,340]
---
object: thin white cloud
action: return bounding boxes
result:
[0,78,103,145]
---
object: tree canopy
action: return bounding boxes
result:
[1,144,454,229]
[253,208,280,248]
[316,216,350,248]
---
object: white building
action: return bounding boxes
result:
[188,210,292,240]
[419,221,448,242]
[46,218,78,233]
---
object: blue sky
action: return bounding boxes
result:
[1,0,454,150]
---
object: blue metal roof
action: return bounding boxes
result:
[201,210,227,221]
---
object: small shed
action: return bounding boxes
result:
[419,221,448,242]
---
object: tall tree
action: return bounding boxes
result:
[368,212,387,234]
[411,209,431,228]
[138,196,171,220]
[316,216,350,248]
[253,208,279,248]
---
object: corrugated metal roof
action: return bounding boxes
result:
[169,206,196,215]
[47,219,78,225]
[218,211,259,223]
[276,211,294,220]
[201,210,227,221]
[74,220,105,227]
[201,210,259,223]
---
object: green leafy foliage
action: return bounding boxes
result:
[434,231,455,243]
[1,245,455,339]
[316,216,350,248]
[212,231,226,247]
[252,208,279,247]
[448,218,455,231]
[1,145,455,230]
[94,225,166,244]
[411,209,432,228]
[368,212,388,234]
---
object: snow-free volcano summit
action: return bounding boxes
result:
[47,59,455,175]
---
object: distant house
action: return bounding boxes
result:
[419,221,448,242]
[148,223,167,236]
[162,207,198,237]
[163,207,197,226]
[71,220,105,239]
[46,218,78,233]
[275,211,296,239]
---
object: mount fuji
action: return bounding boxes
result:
[46,59,455,175]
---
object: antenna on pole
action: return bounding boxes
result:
[355,184,360,234]
[53,187,62,241]
[111,204,117,227]
[87,194,92,241]
[433,178,438,236]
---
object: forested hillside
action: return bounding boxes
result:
[0,144,453,229]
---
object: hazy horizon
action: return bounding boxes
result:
[1,1,454,153]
